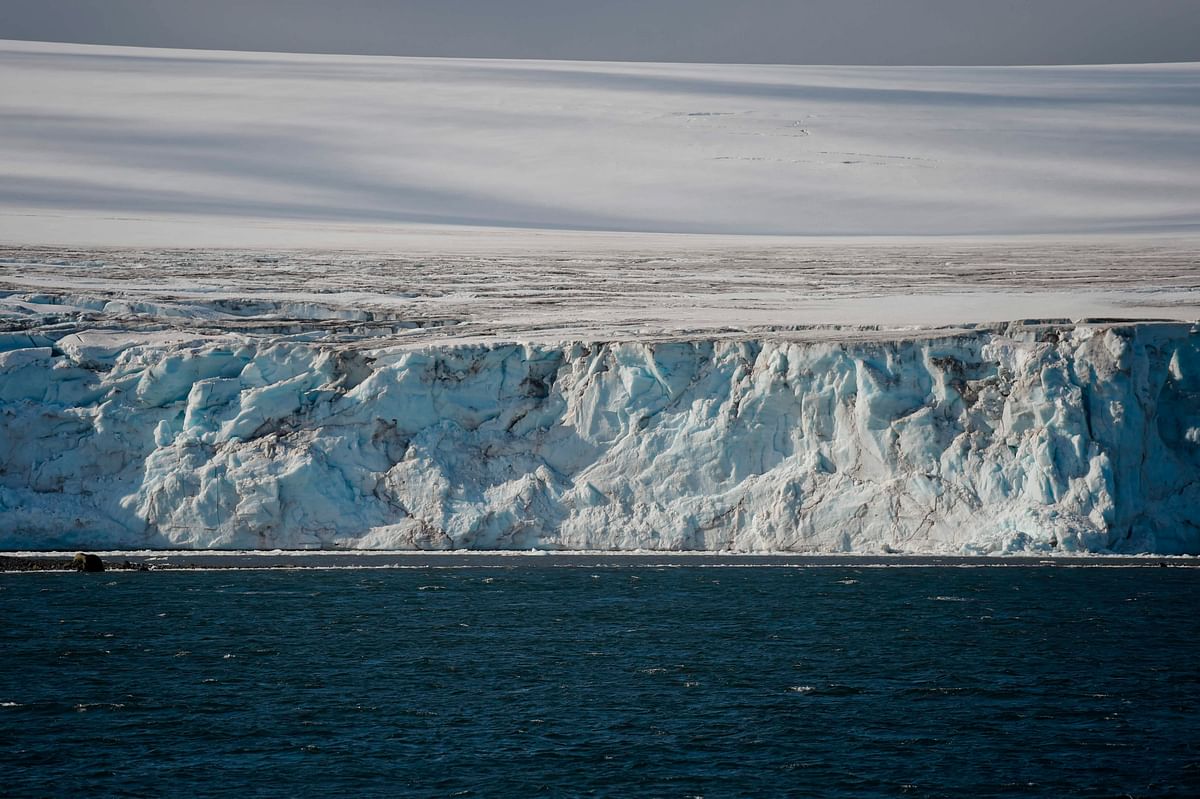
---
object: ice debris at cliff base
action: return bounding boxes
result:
[1,323,1197,554]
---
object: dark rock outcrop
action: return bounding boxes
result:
[72,552,105,572]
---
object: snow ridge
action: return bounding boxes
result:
[1,323,1197,553]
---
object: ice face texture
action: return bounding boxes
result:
[1,324,1197,553]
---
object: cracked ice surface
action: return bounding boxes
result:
[2,242,1198,347]
[1,311,1198,553]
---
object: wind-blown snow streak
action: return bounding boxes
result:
[1,40,1199,245]
[2,322,1197,553]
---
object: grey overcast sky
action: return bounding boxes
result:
[2,0,1198,65]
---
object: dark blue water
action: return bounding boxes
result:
[2,567,1197,797]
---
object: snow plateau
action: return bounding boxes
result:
[2,40,1199,246]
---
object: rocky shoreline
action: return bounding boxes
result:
[0,554,148,572]
[2,552,1194,572]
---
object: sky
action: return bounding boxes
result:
[1,0,1198,65]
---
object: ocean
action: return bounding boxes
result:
[2,565,1196,797]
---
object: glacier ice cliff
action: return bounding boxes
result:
[1,323,1198,553]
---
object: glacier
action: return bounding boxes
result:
[2,39,1197,557]
[2,320,1198,554]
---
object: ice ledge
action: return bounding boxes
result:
[1,322,1198,554]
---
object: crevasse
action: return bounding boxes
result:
[1,323,1197,553]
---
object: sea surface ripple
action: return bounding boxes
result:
[2,567,1197,797]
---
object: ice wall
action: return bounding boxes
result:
[1,324,1197,553]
